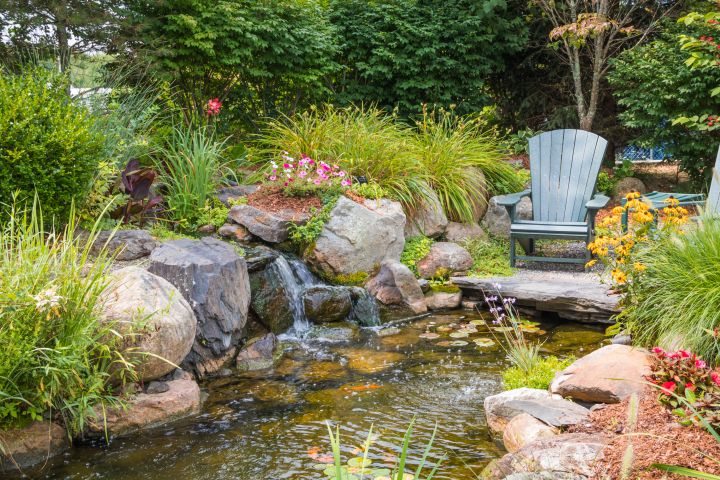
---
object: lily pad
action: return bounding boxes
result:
[449,331,469,338]
[348,457,372,468]
[418,332,440,339]
[492,326,514,333]
[435,340,454,347]
[449,340,468,347]
[473,338,495,347]
[436,325,454,333]
[470,319,486,326]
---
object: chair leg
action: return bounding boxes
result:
[528,238,535,254]
[510,236,516,267]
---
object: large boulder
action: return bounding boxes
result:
[612,176,647,203]
[416,242,473,279]
[444,222,487,243]
[550,344,651,404]
[404,190,448,238]
[484,433,609,479]
[148,238,251,377]
[228,204,309,243]
[0,421,68,472]
[100,266,196,382]
[306,196,406,278]
[424,289,462,310]
[482,196,533,239]
[87,378,201,438]
[365,260,427,314]
[503,413,559,453]
[249,255,301,334]
[484,388,558,434]
[90,229,158,261]
[303,286,353,323]
[236,333,281,372]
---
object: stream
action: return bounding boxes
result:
[28,311,606,480]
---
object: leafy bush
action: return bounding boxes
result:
[155,125,228,228]
[288,196,338,248]
[503,355,574,390]
[596,171,616,196]
[0,67,104,223]
[350,182,390,200]
[502,128,538,156]
[412,110,523,222]
[622,217,720,364]
[400,236,434,277]
[195,199,230,229]
[0,201,132,435]
[462,237,513,278]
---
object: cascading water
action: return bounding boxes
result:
[349,287,381,327]
[271,255,311,335]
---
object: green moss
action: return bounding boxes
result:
[429,282,460,293]
[322,271,370,286]
[400,236,434,277]
[148,224,196,241]
[502,355,574,391]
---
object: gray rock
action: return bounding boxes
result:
[502,398,590,428]
[146,381,170,394]
[100,266,196,383]
[91,229,158,261]
[218,223,254,242]
[484,388,558,433]
[503,413,558,453]
[303,286,353,323]
[0,421,68,472]
[244,245,280,273]
[228,204,309,243]
[482,196,533,239]
[611,334,632,345]
[417,242,473,279]
[365,260,427,314]
[484,433,608,479]
[249,256,300,334]
[404,190,448,238]
[424,289,462,310]
[215,185,258,206]
[444,221,487,243]
[148,238,251,378]
[306,196,406,278]
[236,333,281,371]
[347,287,382,327]
[418,279,431,293]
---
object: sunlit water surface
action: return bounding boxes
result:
[22,311,606,480]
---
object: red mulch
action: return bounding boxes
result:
[344,190,366,204]
[246,186,322,215]
[569,388,720,479]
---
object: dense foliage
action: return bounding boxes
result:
[401,236,434,277]
[609,26,720,184]
[503,355,573,390]
[0,67,104,223]
[329,0,527,117]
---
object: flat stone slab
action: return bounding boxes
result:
[451,271,619,323]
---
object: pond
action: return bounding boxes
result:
[28,311,606,480]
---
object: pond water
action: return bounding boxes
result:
[28,311,606,480]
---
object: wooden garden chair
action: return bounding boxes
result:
[621,145,720,228]
[496,129,610,267]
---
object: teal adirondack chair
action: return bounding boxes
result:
[496,129,610,267]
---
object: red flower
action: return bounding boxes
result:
[206,98,222,116]
[652,347,666,356]
[661,381,677,394]
[712,372,720,386]
[685,382,696,392]
[679,349,692,358]
[696,359,707,369]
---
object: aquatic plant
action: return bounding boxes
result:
[484,291,541,373]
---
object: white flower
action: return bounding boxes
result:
[33,287,62,312]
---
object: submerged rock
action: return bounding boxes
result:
[303,286,353,323]
[148,237,251,378]
[550,344,651,404]
[404,190,448,238]
[87,378,201,438]
[100,266,196,383]
[416,242,473,279]
[297,361,348,383]
[236,333,281,372]
[305,323,360,343]
[305,196,406,278]
[343,348,405,374]
[0,421,68,472]
[366,260,427,315]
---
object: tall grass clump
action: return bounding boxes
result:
[155,124,229,227]
[622,217,720,364]
[412,110,524,222]
[0,200,131,435]
[255,105,431,209]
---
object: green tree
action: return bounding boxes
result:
[328,0,527,117]
[118,0,339,128]
[0,0,121,72]
[608,25,720,184]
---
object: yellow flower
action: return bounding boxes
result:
[611,268,627,284]
[625,191,641,200]
[664,196,679,207]
[612,206,624,215]
[585,259,597,268]
[634,262,646,272]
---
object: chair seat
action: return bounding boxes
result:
[511,220,589,238]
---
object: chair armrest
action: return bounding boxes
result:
[495,189,531,221]
[586,194,610,211]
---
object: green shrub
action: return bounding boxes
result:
[155,125,229,228]
[412,111,524,222]
[0,67,105,224]
[462,237,513,277]
[596,171,617,196]
[622,217,720,364]
[289,196,338,248]
[400,236,434,277]
[194,199,230,230]
[503,355,574,390]
[0,201,132,434]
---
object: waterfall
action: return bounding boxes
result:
[272,255,311,336]
[349,287,382,327]
[287,257,318,286]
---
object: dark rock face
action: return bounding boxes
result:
[148,237,251,378]
[248,256,299,334]
[236,333,280,371]
[303,286,353,323]
[90,229,158,261]
[0,421,68,472]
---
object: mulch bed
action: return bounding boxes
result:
[246,186,322,215]
[569,388,720,479]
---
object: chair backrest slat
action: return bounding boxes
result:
[707,145,720,214]
[528,129,608,222]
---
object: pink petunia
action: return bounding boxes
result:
[696,359,707,369]
[299,171,307,178]
[269,175,277,181]
[313,179,322,185]
[341,179,351,187]
[712,372,720,386]
[652,347,666,356]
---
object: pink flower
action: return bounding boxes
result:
[341,179,352,187]
[317,168,324,175]
[711,372,720,386]
[283,163,292,169]
[299,171,307,178]
[652,347,666,356]
[338,171,346,177]
[696,359,707,369]
[313,179,321,185]
[661,381,677,394]
[307,158,315,165]
[685,382,696,392]
[679,350,692,358]
[206,98,222,116]
[322,164,331,172]
[269,175,277,181]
